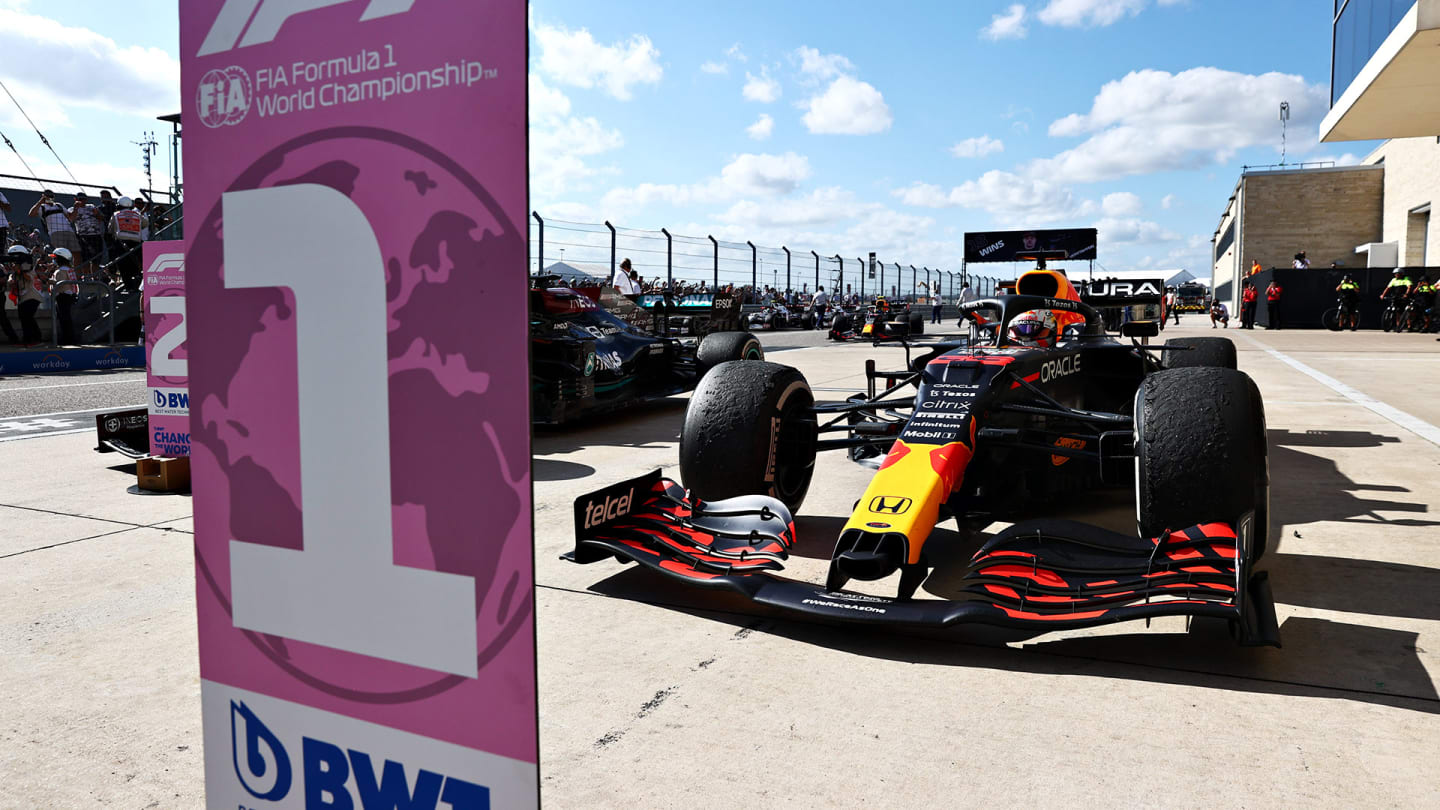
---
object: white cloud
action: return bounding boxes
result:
[0,9,179,123]
[982,4,1029,40]
[601,151,812,212]
[794,46,855,82]
[528,74,571,122]
[950,135,1004,158]
[742,69,782,103]
[1101,191,1143,216]
[1034,67,1328,183]
[1161,193,1176,209]
[893,171,1095,225]
[527,75,623,201]
[726,43,748,62]
[1093,216,1179,244]
[746,113,775,141]
[802,76,892,135]
[700,60,728,75]
[532,20,662,100]
[717,187,861,229]
[1037,0,1147,27]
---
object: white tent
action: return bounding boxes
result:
[543,261,612,284]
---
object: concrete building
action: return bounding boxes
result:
[1360,136,1438,266]
[1210,164,1385,306]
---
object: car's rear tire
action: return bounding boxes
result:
[680,361,816,512]
[696,331,763,374]
[1162,336,1236,369]
[830,312,852,335]
[907,309,925,335]
[1135,367,1269,558]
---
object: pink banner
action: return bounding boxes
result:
[143,241,188,457]
[180,2,534,806]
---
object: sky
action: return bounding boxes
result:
[0,0,1378,278]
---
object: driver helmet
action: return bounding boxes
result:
[1008,309,1057,347]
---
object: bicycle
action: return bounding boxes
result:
[1380,296,1404,332]
[1400,297,1434,333]
[1322,296,1360,331]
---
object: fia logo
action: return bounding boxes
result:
[231,701,292,801]
[196,66,252,128]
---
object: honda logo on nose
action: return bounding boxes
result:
[869,496,912,514]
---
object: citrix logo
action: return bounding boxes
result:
[232,701,292,802]
[198,0,416,57]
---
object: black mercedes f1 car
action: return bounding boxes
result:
[568,268,1278,645]
[531,282,762,424]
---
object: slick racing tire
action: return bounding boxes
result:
[907,310,925,335]
[696,331,763,374]
[830,312,853,335]
[681,361,817,513]
[1135,367,1270,559]
[1162,336,1236,369]
[801,312,816,330]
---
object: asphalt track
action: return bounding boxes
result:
[3,315,1438,807]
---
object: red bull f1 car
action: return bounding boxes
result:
[568,269,1278,645]
[829,299,925,341]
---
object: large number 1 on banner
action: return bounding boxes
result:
[222,185,479,677]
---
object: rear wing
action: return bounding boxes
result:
[1076,278,1167,307]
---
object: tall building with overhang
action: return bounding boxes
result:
[1323,0,1438,268]
[1210,0,1440,308]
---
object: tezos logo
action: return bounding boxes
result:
[197,66,252,128]
[232,701,292,801]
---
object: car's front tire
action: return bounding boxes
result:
[680,361,816,512]
[696,331,763,375]
[1135,367,1269,558]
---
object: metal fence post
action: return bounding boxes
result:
[605,220,616,280]
[748,241,757,294]
[782,246,791,294]
[835,255,843,297]
[857,257,864,299]
[661,227,672,289]
[708,235,718,290]
[894,263,901,299]
[531,211,543,275]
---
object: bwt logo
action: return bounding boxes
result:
[153,390,189,410]
[198,0,416,56]
[231,702,491,809]
[197,66,252,128]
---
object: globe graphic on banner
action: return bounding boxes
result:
[189,128,529,701]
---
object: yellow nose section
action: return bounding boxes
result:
[842,432,975,565]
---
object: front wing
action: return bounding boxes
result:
[568,471,1280,646]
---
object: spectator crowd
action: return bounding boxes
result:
[0,186,172,347]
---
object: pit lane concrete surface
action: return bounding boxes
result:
[2,317,1438,807]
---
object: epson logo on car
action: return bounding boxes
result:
[1039,355,1081,382]
[231,701,490,809]
[583,488,634,529]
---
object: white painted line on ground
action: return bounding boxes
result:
[0,427,93,443]
[0,378,144,393]
[0,405,140,420]
[1246,338,1440,448]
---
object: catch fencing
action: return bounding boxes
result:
[528,213,1007,301]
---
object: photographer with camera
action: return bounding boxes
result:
[4,245,44,345]
[28,190,82,260]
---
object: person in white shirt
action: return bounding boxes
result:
[28,190,81,257]
[612,257,641,296]
[811,286,829,330]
